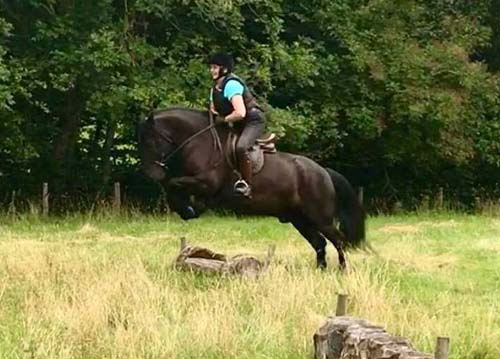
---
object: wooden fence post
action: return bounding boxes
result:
[8,190,16,216]
[437,187,443,209]
[435,337,450,359]
[42,182,49,216]
[475,197,481,213]
[180,237,187,251]
[357,187,364,205]
[336,294,348,316]
[113,182,121,212]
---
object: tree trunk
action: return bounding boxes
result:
[52,86,82,170]
[101,118,117,186]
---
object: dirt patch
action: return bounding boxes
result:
[491,219,500,229]
[379,220,460,234]
[475,237,500,252]
[378,225,420,234]
[77,223,99,234]
[417,220,459,228]
[383,245,457,271]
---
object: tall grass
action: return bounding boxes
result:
[0,212,499,358]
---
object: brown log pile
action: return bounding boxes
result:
[175,241,275,279]
[314,316,433,359]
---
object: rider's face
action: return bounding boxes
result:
[209,64,224,80]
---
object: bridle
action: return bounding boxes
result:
[150,113,223,171]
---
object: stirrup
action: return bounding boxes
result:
[233,179,252,197]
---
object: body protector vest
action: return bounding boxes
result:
[211,74,258,117]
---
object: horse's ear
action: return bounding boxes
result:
[146,113,154,123]
[136,112,153,138]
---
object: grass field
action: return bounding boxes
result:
[0,211,499,359]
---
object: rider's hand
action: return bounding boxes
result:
[210,103,219,115]
[215,116,226,125]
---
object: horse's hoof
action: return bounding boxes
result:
[180,206,197,220]
[317,263,327,271]
[339,264,348,273]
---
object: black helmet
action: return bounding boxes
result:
[208,52,234,73]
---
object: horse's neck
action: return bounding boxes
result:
[163,108,209,138]
[180,122,229,175]
[164,110,231,176]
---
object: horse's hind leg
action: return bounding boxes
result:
[319,225,347,271]
[292,217,328,269]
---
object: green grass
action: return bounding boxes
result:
[0,211,499,358]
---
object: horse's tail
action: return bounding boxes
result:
[325,167,366,249]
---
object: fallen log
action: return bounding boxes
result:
[175,240,275,279]
[314,316,433,359]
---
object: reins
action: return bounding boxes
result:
[152,112,223,171]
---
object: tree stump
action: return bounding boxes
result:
[314,316,433,359]
[175,241,275,279]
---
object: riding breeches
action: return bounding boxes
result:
[235,108,265,158]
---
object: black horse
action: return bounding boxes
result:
[138,108,366,269]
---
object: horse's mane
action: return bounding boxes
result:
[151,107,209,128]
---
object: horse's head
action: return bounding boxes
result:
[137,117,174,182]
[138,108,211,181]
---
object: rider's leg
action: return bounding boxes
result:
[235,109,265,197]
[235,151,253,196]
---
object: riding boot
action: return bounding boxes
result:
[234,152,252,198]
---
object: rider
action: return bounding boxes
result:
[208,52,265,198]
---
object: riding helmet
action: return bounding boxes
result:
[207,52,234,73]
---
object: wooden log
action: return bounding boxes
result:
[226,255,265,278]
[175,244,272,278]
[314,316,433,359]
[182,257,226,274]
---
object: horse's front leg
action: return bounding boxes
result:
[167,176,210,220]
[166,189,198,220]
[168,176,211,194]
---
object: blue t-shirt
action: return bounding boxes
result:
[210,79,244,102]
[223,79,244,100]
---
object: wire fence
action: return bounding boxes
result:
[2,180,500,217]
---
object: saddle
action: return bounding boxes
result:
[226,133,277,174]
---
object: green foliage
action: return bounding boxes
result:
[0,0,499,207]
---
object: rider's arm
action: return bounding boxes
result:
[225,95,246,122]
[223,80,246,122]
